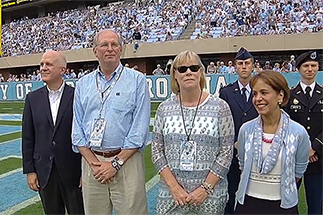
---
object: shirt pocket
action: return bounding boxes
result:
[111,91,134,113]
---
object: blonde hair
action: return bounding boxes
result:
[170,50,206,94]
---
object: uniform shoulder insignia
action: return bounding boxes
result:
[221,82,233,89]
[290,85,297,90]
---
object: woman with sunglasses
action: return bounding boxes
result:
[152,50,234,214]
[235,70,310,214]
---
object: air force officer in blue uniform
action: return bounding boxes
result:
[219,47,258,214]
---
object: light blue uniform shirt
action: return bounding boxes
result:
[72,63,150,152]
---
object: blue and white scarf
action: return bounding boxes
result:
[252,110,289,174]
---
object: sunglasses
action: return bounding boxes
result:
[176,65,200,73]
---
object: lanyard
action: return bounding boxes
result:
[179,90,203,141]
[95,66,124,117]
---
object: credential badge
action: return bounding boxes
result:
[310,52,317,60]
[293,98,299,104]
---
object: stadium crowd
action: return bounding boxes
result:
[1,0,197,57]
[1,0,322,57]
[0,55,298,82]
[192,0,323,39]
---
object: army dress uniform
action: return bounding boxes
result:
[285,84,323,215]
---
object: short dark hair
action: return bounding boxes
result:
[250,70,290,107]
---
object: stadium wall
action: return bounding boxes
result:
[0,32,322,72]
[0,72,322,101]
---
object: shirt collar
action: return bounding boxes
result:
[47,81,65,94]
[300,81,315,95]
[238,80,251,93]
[97,63,122,81]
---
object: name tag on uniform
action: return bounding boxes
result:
[89,118,106,147]
[179,141,196,171]
[290,105,301,110]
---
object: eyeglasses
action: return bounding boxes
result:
[97,42,120,49]
[176,65,200,73]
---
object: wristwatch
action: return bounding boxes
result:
[111,159,120,171]
[114,156,124,167]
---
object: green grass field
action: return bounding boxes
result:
[0,101,308,215]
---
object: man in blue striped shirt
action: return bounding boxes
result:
[72,29,150,215]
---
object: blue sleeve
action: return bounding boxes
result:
[72,80,88,152]
[295,126,310,178]
[122,75,151,149]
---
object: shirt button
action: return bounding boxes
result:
[244,113,247,116]
[294,110,297,112]
[309,110,311,112]
[49,155,53,161]
[52,141,56,146]
[307,117,310,121]
[307,126,310,130]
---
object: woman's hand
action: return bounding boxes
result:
[186,187,209,207]
[170,184,189,206]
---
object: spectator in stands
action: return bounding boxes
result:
[132,65,139,71]
[77,69,84,79]
[165,59,173,75]
[152,50,234,215]
[0,73,4,82]
[273,63,281,72]
[280,61,291,73]
[36,70,41,81]
[226,61,236,73]
[132,28,142,52]
[31,71,37,81]
[218,61,227,73]
[152,64,165,75]
[206,62,217,74]
[124,63,130,68]
[69,69,77,79]
[263,61,273,70]
[254,61,263,74]
[289,55,296,71]
[165,31,173,41]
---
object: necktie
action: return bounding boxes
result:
[305,86,311,102]
[242,87,247,106]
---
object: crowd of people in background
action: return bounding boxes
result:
[1,0,322,57]
[193,0,323,39]
[2,0,197,57]
[0,54,306,82]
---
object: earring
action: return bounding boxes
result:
[278,100,282,105]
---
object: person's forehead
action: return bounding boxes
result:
[98,31,119,43]
[301,61,319,66]
[236,58,252,63]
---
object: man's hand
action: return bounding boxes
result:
[309,155,319,163]
[27,173,40,191]
[169,184,189,206]
[92,161,117,184]
[309,147,318,163]
[186,187,208,207]
[309,147,316,157]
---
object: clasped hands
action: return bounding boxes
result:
[170,184,208,207]
[91,161,117,184]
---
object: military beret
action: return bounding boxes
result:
[295,51,319,68]
[235,47,253,60]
